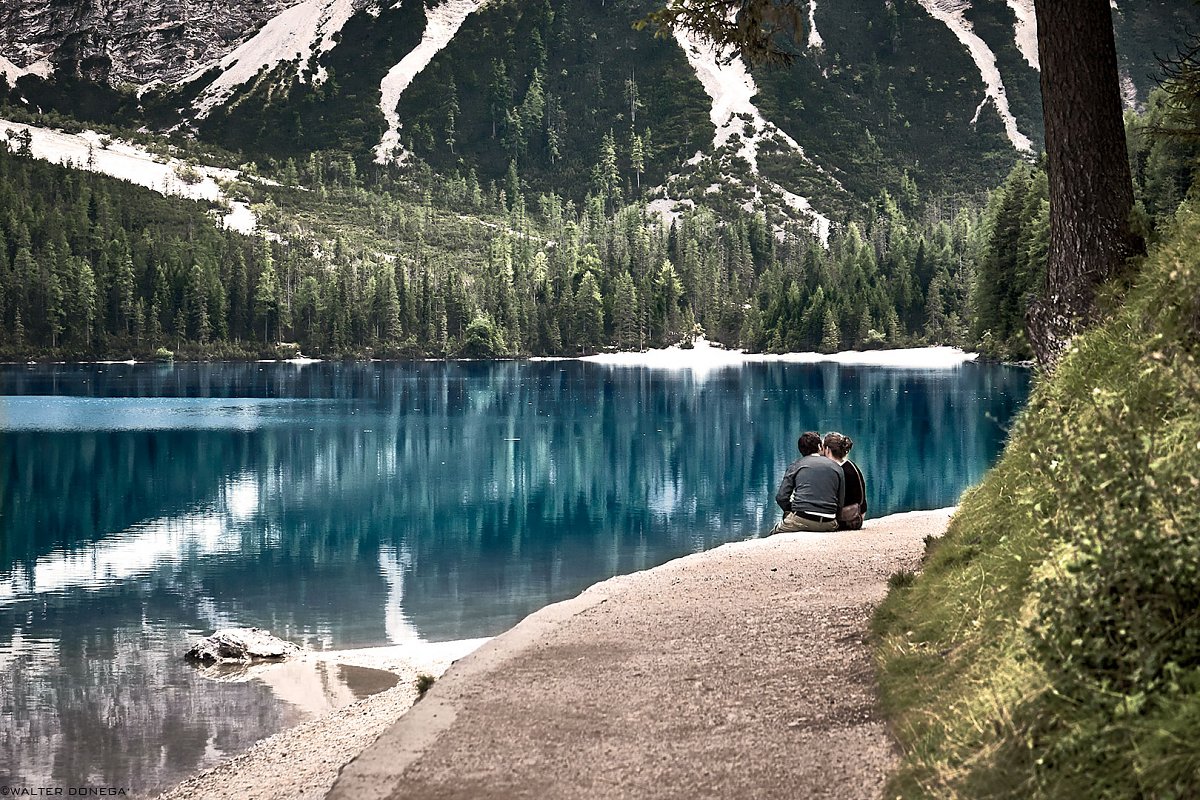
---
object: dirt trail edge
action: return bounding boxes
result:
[328,508,953,800]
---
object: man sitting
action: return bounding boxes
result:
[768,430,845,534]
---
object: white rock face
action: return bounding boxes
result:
[0,54,53,85]
[375,0,486,164]
[916,0,1034,153]
[0,0,302,86]
[673,27,832,244]
[1006,0,1038,69]
[187,0,361,118]
[1120,69,1139,110]
[807,0,825,50]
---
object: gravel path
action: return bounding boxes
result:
[329,509,952,800]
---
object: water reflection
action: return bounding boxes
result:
[196,661,400,717]
[0,360,1030,793]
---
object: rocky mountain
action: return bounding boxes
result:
[0,0,307,85]
[2,0,1197,230]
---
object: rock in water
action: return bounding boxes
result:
[185,628,300,665]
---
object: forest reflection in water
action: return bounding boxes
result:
[0,359,1029,793]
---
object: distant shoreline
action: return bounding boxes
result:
[2,339,984,371]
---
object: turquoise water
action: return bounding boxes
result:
[0,359,1029,793]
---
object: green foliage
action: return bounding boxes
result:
[5,0,1197,226]
[1128,85,1200,224]
[415,673,436,698]
[1024,215,1200,708]
[6,71,139,127]
[970,160,1048,360]
[0,141,267,360]
[394,0,710,204]
[458,314,508,358]
[747,198,981,353]
[573,269,605,352]
[638,0,805,66]
[752,0,1023,205]
[873,203,1200,799]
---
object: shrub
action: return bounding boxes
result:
[874,204,1200,799]
[1024,213,1200,706]
[457,314,507,358]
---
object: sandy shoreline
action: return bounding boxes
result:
[160,509,952,800]
[156,639,487,800]
[4,338,978,369]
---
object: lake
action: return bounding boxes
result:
[0,357,1030,794]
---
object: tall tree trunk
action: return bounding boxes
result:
[1026,0,1144,368]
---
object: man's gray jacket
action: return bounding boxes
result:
[775,454,845,516]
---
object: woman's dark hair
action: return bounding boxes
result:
[823,432,853,459]
[797,431,823,456]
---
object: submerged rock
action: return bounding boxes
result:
[185,627,300,665]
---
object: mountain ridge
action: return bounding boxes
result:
[1,0,1196,236]
[4,0,1195,227]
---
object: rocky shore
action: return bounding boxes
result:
[156,640,487,800]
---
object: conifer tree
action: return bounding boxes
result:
[71,259,97,348]
[227,248,248,340]
[379,264,403,344]
[630,133,645,191]
[114,249,135,336]
[133,298,145,346]
[574,271,604,352]
[521,70,545,147]
[294,275,321,345]
[624,75,641,125]
[546,97,563,165]
[924,269,949,342]
[445,77,460,155]
[612,271,640,349]
[502,108,524,162]
[255,239,281,343]
[188,262,211,344]
[594,131,621,213]
[653,260,683,344]
[12,247,35,328]
[47,272,64,349]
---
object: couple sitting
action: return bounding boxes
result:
[769,431,867,534]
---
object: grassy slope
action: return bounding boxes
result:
[874,203,1200,798]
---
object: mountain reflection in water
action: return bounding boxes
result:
[0,359,1030,793]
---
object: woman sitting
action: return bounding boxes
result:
[822,432,867,530]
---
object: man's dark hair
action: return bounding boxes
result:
[797,431,822,456]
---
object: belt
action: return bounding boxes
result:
[796,510,835,523]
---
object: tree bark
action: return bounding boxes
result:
[1026,0,1144,368]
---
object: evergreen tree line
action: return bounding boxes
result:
[3,71,1193,363]
[0,137,990,360]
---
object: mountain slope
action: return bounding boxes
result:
[0,0,301,85]
[2,0,1197,224]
